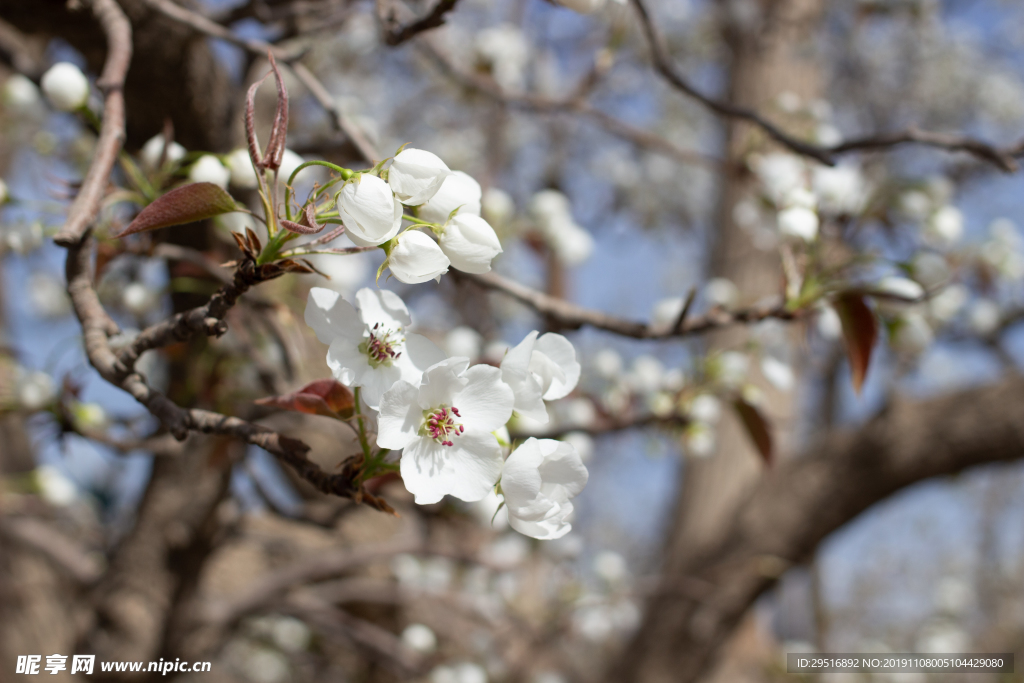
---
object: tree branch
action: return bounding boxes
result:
[455,270,799,339]
[52,0,132,247]
[380,0,460,46]
[616,373,1024,683]
[630,0,1023,173]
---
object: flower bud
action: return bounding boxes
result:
[439,214,502,273]
[388,148,451,205]
[418,170,482,225]
[386,230,450,283]
[225,148,259,188]
[777,205,819,241]
[40,62,89,112]
[140,134,186,170]
[337,174,403,246]
[3,74,41,112]
[188,155,231,189]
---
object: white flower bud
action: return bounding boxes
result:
[41,62,89,111]
[337,174,403,246]
[777,205,819,241]
[35,466,77,507]
[760,356,795,391]
[929,284,968,323]
[19,370,55,411]
[688,394,722,424]
[482,187,515,225]
[706,277,740,309]
[225,148,259,188]
[188,155,231,189]
[816,304,843,340]
[122,282,158,316]
[898,190,932,221]
[401,624,437,654]
[278,148,305,181]
[439,214,502,273]
[875,276,925,301]
[386,230,450,283]
[3,74,41,112]
[140,134,186,170]
[813,164,867,215]
[926,206,964,246]
[418,171,482,225]
[912,252,950,290]
[593,348,623,379]
[968,299,1001,336]
[444,326,483,360]
[388,148,451,205]
[652,297,684,326]
[890,313,933,354]
[685,424,716,458]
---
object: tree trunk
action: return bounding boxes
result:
[617,1,824,680]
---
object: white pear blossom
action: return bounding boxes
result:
[967,299,1001,336]
[777,205,819,241]
[752,152,807,205]
[474,25,530,92]
[688,394,722,424]
[337,174,403,246]
[929,284,968,323]
[499,438,588,540]
[912,252,950,290]
[388,148,451,205]
[40,62,89,111]
[3,74,41,112]
[530,189,595,266]
[140,134,186,170]
[444,326,483,360]
[188,155,231,188]
[926,206,964,246]
[812,164,867,215]
[304,287,445,408]
[760,356,795,391]
[386,230,450,283]
[18,370,55,411]
[482,187,515,226]
[418,171,482,225]
[438,214,502,273]
[593,348,623,379]
[401,624,437,654]
[500,331,580,423]
[225,148,259,189]
[706,277,740,309]
[377,357,515,504]
[891,313,933,354]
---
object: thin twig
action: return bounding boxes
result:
[630,0,1023,173]
[454,270,799,340]
[381,0,460,46]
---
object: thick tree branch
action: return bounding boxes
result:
[631,0,1023,172]
[616,373,1024,683]
[456,270,799,339]
[53,0,132,247]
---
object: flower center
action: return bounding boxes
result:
[421,405,464,447]
[361,323,403,367]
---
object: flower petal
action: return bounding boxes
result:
[400,431,502,504]
[418,171,482,225]
[304,287,363,344]
[396,332,447,384]
[387,230,450,284]
[439,214,502,274]
[355,287,411,329]
[377,380,422,449]
[534,333,580,400]
[453,364,515,433]
[417,357,470,409]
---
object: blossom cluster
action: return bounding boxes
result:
[305,286,588,540]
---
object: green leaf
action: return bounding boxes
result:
[733,397,773,466]
[833,292,878,395]
[114,182,239,238]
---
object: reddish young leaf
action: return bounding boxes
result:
[115,183,238,238]
[833,292,878,395]
[733,397,773,466]
[255,379,355,420]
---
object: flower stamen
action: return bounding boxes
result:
[422,405,463,446]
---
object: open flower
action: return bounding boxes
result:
[385,230,450,284]
[499,438,588,540]
[418,171,482,224]
[41,62,89,111]
[500,331,580,423]
[388,149,451,206]
[438,214,502,274]
[337,174,403,246]
[304,287,445,409]
[377,357,515,504]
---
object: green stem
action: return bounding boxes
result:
[403,214,435,226]
[288,160,355,188]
